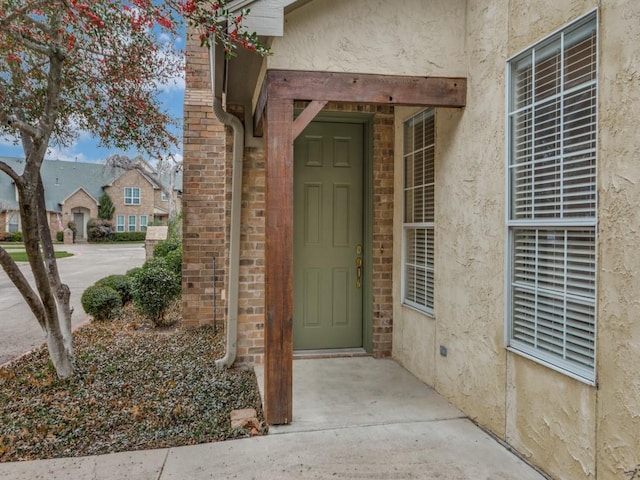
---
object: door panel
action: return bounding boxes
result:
[294,121,364,350]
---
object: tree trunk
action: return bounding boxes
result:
[36,176,74,358]
[18,168,74,378]
[45,326,73,378]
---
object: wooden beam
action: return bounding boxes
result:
[254,70,270,137]
[267,70,466,106]
[263,97,294,425]
[254,70,467,136]
[292,100,328,140]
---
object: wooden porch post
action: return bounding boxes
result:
[263,97,294,425]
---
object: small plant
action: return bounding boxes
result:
[96,274,133,305]
[97,193,115,220]
[56,231,64,242]
[67,221,77,241]
[153,238,181,258]
[6,231,23,242]
[81,285,122,321]
[87,218,115,243]
[167,210,182,243]
[164,246,182,276]
[131,258,181,326]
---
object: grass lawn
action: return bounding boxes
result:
[7,251,74,262]
[0,304,265,462]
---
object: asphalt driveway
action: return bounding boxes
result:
[0,243,145,365]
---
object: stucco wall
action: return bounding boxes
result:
[596,1,640,478]
[389,1,638,479]
[269,0,467,77]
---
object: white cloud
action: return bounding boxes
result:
[45,145,91,163]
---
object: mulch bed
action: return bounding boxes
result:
[0,305,265,462]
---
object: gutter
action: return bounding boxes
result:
[208,41,244,369]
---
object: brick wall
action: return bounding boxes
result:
[183,32,395,361]
[293,101,395,357]
[104,170,156,231]
[182,29,229,330]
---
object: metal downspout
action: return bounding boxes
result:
[208,42,244,369]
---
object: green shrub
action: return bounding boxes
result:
[56,231,64,242]
[6,231,23,242]
[81,285,122,321]
[96,274,132,305]
[167,211,182,243]
[87,218,114,243]
[131,258,181,326]
[164,246,182,276]
[126,266,142,279]
[113,232,146,242]
[153,238,181,258]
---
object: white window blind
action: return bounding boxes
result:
[403,109,435,314]
[507,12,597,382]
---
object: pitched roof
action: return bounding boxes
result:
[0,157,183,213]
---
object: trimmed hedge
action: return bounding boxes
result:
[96,274,132,305]
[113,232,146,242]
[56,231,64,242]
[81,285,122,321]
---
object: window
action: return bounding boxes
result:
[124,187,140,205]
[8,212,19,233]
[140,215,148,232]
[161,191,169,202]
[128,215,136,232]
[506,12,597,383]
[116,215,125,232]
[403,109,435,314]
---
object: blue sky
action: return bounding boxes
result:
[0,90,184,165]
[0,34,185,166]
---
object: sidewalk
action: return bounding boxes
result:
[0,357,548,479]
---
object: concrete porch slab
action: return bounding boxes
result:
[255,357,465,433]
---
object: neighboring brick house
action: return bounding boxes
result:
[0,157,182,240]
[183,1,640,479]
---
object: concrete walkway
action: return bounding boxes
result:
[0,357,548,479]
[0,243,145,365]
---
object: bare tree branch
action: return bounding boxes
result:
[0,247,46,329]
[0,110,41,141]
[0,160,24,185]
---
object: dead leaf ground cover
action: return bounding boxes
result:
[0,304,264,462]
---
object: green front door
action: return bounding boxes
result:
[293,121,364,350]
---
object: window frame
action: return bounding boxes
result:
[128,215,136,232]
[402,108,436,316]
[7,212,19,233]
[505,10,598,384]
[140,215,148,232]
[124,187,140,205]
